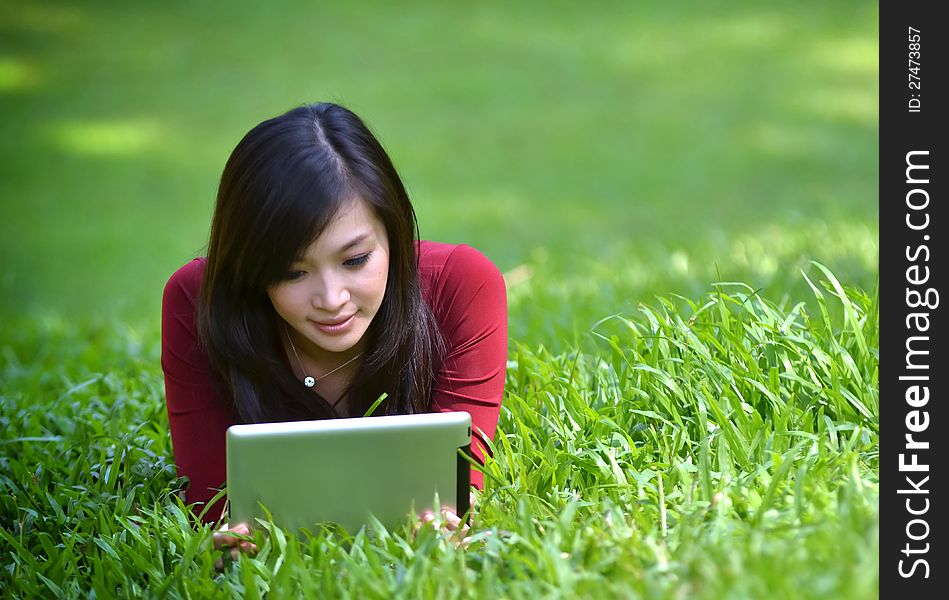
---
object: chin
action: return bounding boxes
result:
[324,340,359,354]
[316,330,366,354]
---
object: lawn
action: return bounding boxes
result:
[1,1,878,598]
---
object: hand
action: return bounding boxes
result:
[417,508,470,548]
[212,522,258,571]
[415,492,480,548]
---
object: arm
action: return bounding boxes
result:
[161,259,233,524]
[427,245,508,490]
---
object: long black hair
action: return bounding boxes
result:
[198,102,444,423]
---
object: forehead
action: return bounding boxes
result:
[303,197,387,255]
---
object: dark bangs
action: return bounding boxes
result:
[252,167,353,291]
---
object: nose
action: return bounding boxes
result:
[311,274,351,313]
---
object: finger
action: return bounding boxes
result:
[214,557,224,571]
[213,523,251,549]
[453,528,474,549]
[225,523,251,542]
[213,532,233,550]
[412,512,433,538]
[213,523,234,549]
[440,509,462,530]
[213,532,242,549]
[413,512,431,534]
[231,547,240,561]
[451,523,470,543]
[454,527,491,550]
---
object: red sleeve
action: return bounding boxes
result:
[426,245,508,490]
[161,259,233,523]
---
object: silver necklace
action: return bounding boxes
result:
[284,324,363,388]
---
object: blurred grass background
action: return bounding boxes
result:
[0,0,877,343]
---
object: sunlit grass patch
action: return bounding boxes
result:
[0,57,43,92]
[44,118,162,157]
[506,218,878,350]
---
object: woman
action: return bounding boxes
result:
[161,102,507,556]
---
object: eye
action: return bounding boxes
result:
[283,270,306,281]
[344,253,371,268]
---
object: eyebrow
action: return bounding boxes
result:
[337,232,371,254]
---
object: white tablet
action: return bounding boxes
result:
[226,411,472,534]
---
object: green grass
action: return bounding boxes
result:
[0,265,878,598]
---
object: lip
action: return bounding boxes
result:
[312,314,356,334]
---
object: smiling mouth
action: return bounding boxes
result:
[316,314,355,327]
[312,314,356,333]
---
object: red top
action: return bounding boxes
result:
[161,241,507,523]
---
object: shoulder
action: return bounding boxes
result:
[162,258,207,312]
[416,241,506,334]
[417,240,505,297]
[417,240,503,281]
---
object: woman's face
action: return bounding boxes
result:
[267,197,390,359]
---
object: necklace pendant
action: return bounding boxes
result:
[303,376,316,388]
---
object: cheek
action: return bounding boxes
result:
[269,288,302,318]
[374,266,389,302]
[356,268,388,310]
